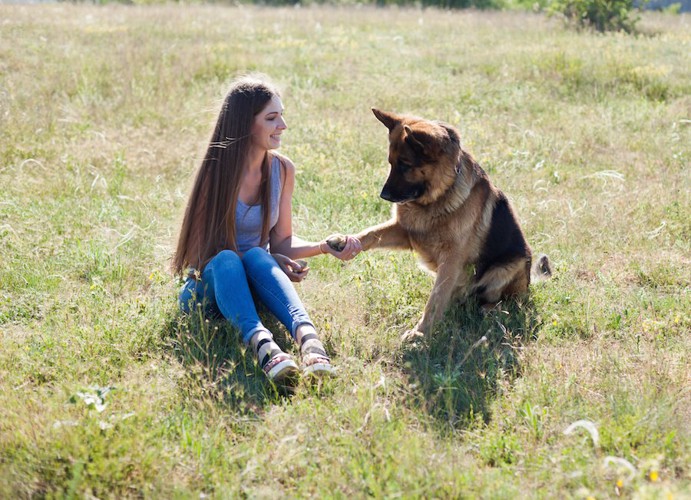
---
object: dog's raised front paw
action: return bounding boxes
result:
[326,234,347,252]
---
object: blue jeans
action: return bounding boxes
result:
[178,248,314,344]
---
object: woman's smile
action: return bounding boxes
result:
[252,95,287,151]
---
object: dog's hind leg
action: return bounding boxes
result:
[473,259,530,307]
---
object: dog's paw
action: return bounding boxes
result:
[401,328,425,343]
[326,234,347,252]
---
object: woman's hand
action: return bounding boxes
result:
[272,253,310,282]
[321,234,362,261]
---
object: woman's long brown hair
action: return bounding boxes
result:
[173,76,279,275]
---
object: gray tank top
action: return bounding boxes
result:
[235,156,282,253]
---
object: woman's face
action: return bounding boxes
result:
[251,95,287,152]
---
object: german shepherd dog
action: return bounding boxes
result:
[329,108,551,340]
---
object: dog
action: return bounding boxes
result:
[329,108,551,340]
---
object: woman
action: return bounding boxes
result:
[173,75,361,388]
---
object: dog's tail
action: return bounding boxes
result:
[531,254,552,282]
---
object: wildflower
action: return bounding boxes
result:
[614,478,624,496]
[649,470,659,482]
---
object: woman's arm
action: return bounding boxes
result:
[269,155,362,260]
[268,157,322,259]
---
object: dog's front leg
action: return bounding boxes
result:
[403,258,467,341]
[356,219,411,251]
[326,220,410,253]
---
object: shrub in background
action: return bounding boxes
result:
[548,0,643,32]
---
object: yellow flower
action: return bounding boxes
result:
[616,479,624,489]
[649,470,659,482]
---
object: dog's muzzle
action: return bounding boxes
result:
[380,185,424,204]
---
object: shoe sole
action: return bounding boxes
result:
[302,363,337,377]
[267,359,300,387]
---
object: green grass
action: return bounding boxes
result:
[1,4,689,498]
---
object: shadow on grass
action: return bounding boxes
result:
[159,303,299,413]
[401,296,544,427]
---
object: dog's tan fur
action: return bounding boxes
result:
[340,108,550,339]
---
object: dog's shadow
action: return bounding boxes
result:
[400,297,543,427]
[160,304,299,411]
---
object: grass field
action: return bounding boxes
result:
[0,4,689,498]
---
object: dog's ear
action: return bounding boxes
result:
[403,125,427,154]
[372,108,399,131]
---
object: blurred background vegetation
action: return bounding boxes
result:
[65,0,690,35]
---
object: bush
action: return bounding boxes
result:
[548,0,642,32]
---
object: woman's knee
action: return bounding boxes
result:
[241,247,273,270]
[242,246,269,261]
[208,249,242,272]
